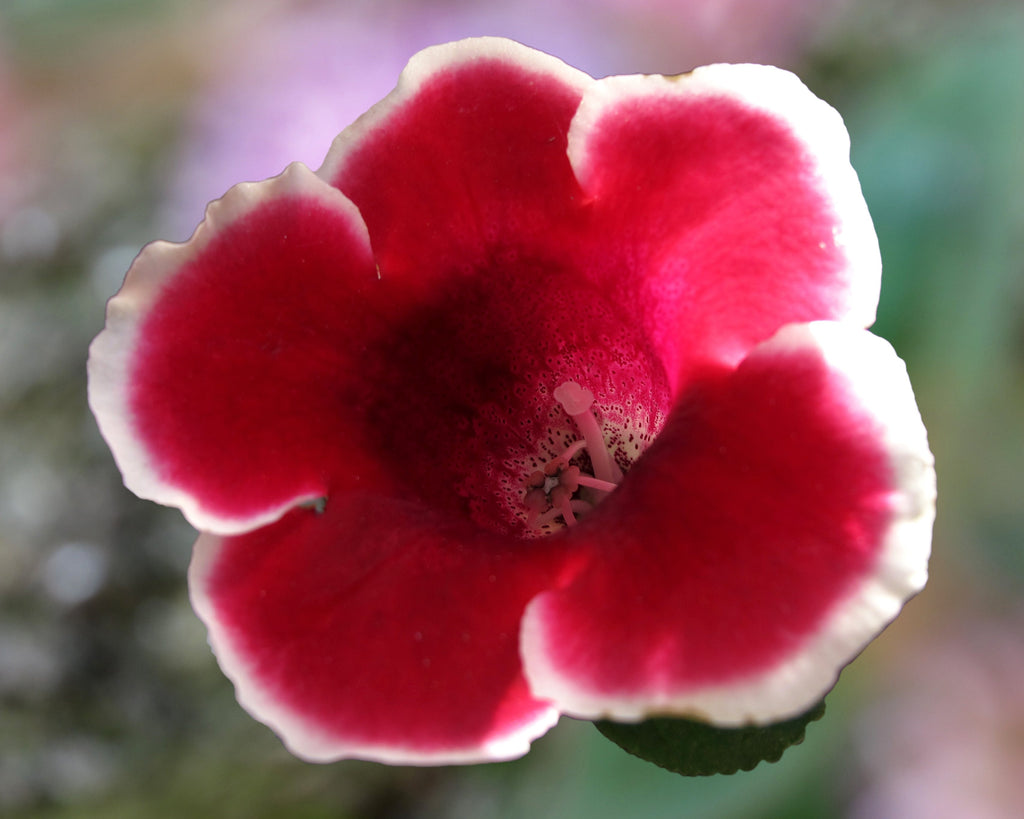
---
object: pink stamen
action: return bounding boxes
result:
[558,498,577,526]
[524,488,548,512]
[521,381,625,531]
[523,487,547,528]
[550,485,577,526]
[549,484,572,510]
[576,474,618,493]
[559,465,581,493]
[534,499,592,528]
[555,439,587,465]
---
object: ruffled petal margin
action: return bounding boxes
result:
[318,37,591,290]
[521,321,934,725]
[189,496,565,764]
[568,65,881,388]
[88,163,391,535]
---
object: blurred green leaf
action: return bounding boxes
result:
[593,701,826,777]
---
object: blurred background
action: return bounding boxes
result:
[1,0,1022,816]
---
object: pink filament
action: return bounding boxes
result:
[576,474,618,493]
[534,499,592,528]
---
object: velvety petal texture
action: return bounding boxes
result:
[88,163,386,535]
[568,66,881,388]
[189,500,564,763]
[88,37,934,765]
[318,38,591,290]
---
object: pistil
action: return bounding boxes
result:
[553,382,622,484]
[523,381,623,530]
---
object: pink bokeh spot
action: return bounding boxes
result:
[88,38,934,763]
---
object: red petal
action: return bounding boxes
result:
[88,164,390,534]
[522,322,934,724]
[568,67,881,389]
[189,496,567,763]
[319,38,590,293]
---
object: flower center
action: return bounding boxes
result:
[522,381,623,530]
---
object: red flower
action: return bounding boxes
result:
[88,38,935,764]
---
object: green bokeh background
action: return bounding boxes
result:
[1,1,1021,816]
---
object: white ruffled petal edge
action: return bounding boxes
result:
[567,65,882,331]
[87,162,370,536]
[317,36,593,184]
[188,531,561,765]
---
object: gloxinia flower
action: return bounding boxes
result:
[88,38,935,765]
